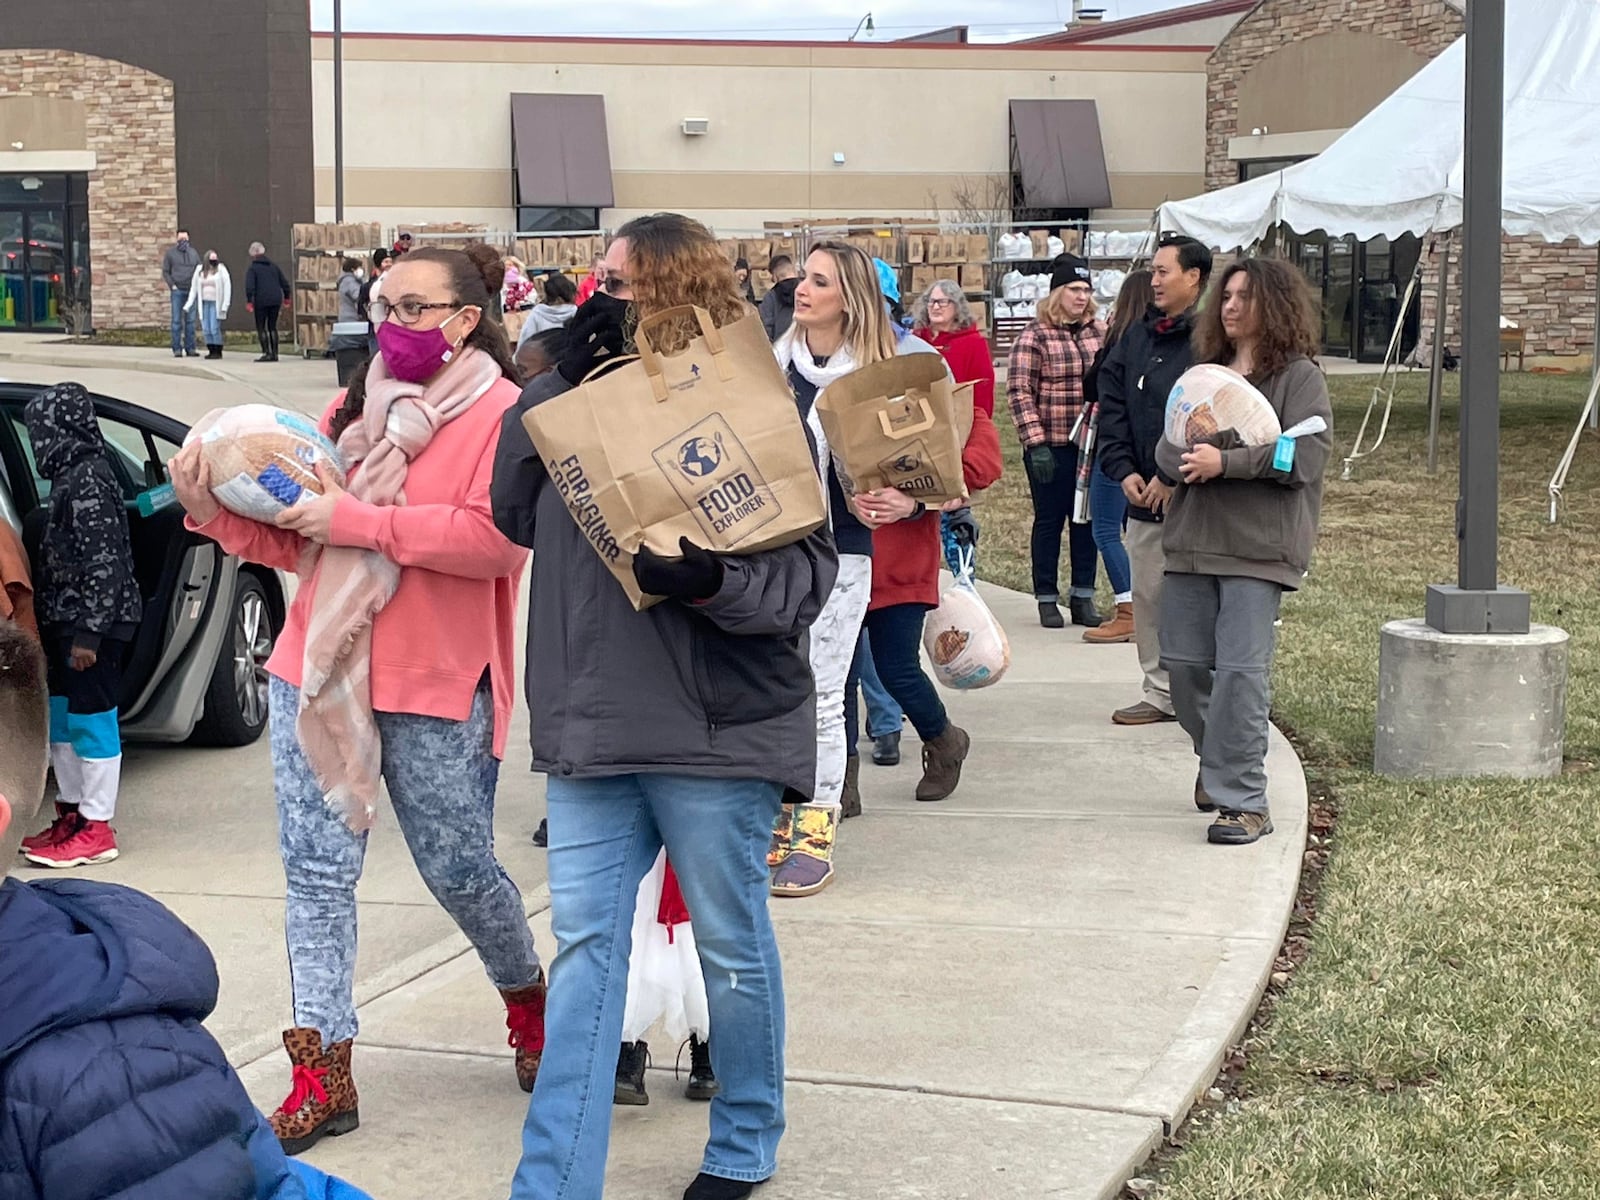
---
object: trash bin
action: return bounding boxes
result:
[331,323,370,388]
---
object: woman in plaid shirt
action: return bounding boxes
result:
[1007,254,1107,630]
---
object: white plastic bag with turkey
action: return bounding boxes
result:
[1163,364,1282,449]
[184,403,348,524]
[923,545,1010,691]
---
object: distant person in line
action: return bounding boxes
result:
[513,325,567,385]
[575,254,608,305]
[1007,254,1106,630]
[244,242,292,363]
[734,257,757,305]
[0,621,377,1200]
[18,383,143,869]
[1096,234,1212,727]
[391,231,413,258]
[1079,268,1156,647]
[184,249,233,360]
[502,257,537,313]
[162,228,202,358]
[516,272,579,348]
[330,258,369,387]
[1156,257,1332,846]
[359,248,393,356]
[335,257,363,327]
[759,255,799,342]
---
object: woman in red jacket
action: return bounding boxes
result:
[913,280,996,416]
[853,375,1004,804]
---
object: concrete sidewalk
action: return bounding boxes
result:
[232,583,1307,1200]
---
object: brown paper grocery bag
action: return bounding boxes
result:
[522,305,828,611]
[814,355,967,506]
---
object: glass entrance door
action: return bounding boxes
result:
[0,174,86,333]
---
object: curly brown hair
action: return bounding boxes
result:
[1193,257,1320,382]
[614,213,750,355]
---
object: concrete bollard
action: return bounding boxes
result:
[1374,619,1569,779]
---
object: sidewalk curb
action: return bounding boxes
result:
[0,348,229,381]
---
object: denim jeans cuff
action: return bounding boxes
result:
[1069,587,1096,600]
[1034,592,1060,604]
[698,1162,777,1185]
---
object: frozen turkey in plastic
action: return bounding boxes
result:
[184,404,349,524]
[1164,364,1282,448]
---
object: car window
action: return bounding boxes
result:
[5,410,147,504]
[6,412,47,502]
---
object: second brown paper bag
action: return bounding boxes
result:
[815,354,967,506]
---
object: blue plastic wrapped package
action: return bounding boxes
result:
[183,404,348,524]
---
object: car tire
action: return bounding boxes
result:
[191,574,276,747]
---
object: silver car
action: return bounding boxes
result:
[0,382,286,745]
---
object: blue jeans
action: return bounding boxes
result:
[863,604,948,743]
[844,629,901,758]
[512,773,786,1198]
[170,288,196,354]
[200,299,222,347]
[269,677,541,1044]
[1089,459,1132,597]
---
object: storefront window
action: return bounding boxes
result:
[515,206,600,233]
[0,172,90,333]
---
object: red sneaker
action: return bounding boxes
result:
[19,806,78,853]
[24,817,119,868]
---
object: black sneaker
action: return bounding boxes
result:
[683,1034,719,1101]
[1038,601,1065,629]
[871,731,901,766]
[615,1039,650,1105]
[1208,810,1274,845]
[532,818,548,847]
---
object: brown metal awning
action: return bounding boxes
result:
[511,94,615,208]
[1009,99,1113,211]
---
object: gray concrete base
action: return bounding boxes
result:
[1374,618,1569,778]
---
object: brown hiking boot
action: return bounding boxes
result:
[1208,810,1274,845]
[502,970,548,1093]
[916,724,971,802]
[1083,602,1134,644]
[1112,701,1177,726]
[270,1028,359,1156]
[840,754,862,819]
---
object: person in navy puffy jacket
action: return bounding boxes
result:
[0,620,372,1200]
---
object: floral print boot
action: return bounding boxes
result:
[270,1028,359,1156]
[767,800,797,869]
[770,804,838,898]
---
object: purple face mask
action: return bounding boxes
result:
[375,314,462,383]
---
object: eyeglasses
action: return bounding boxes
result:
[371,298,470,326]
[602,274,630,295]
[926,297,956,308]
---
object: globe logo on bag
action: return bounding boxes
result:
[677,435,724,478]
[892,452,922,474]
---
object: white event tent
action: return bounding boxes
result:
[1158,0,1600,511]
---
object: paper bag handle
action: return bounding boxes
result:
[579,354,639,386]
[878,397,937,440]
[633,305,735,402]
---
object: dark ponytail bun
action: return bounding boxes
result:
[464,242,506,296]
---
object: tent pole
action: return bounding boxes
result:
[1427,236,1452,474]
[1591,244,1599,430]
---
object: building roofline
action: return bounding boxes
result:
[307,29,1209,53]
[1017,0,1256,45]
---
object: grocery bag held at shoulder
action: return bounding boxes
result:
[815,353,968,506]
[520,304,827,611]
[923,544,1010,690]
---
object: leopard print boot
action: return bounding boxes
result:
[269,1027,360,1156]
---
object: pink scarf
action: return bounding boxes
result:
[297,346,502,830]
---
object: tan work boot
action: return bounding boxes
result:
[1083,602,1135,644]
[502,970,548,1093]
[916,724,971,802]
[270,1028,360,1156]
[1208,810,1274,845]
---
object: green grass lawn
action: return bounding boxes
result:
[981,368,1600,1199]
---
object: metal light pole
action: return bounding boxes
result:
[1424,0,1529,634]
[333,0,345,222]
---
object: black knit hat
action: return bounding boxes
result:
[1050,253,1092,291]
[734,257,750,271]
[371,247,389,267]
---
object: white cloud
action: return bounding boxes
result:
[309,0,1187,40]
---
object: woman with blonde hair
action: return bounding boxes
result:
[493,213,836,1200]
[766,240,956,898]
[1008,253,1106,630]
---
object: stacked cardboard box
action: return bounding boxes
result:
[292,222,383,251]
[291,222,383,357]
[515,235,607,270]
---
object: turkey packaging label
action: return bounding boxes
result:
[923,562,1010,690]
[814,354,967,506]
[522,304,827,611]
[184,404,347,524]
[1164,363,1282,448]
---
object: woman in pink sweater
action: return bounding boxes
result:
[169,245,544,1156]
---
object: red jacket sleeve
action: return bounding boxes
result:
[960,335,997,418]
[962,407,1003,494]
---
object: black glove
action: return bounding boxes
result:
[558,291,631,386]
[1025,444,1056,484]
[632,537,726,602]
[945,506,979,548]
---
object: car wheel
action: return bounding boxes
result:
[191,574,275,747]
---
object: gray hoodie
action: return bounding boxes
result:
[516,303,578,348]
[162,241,202,291]
[490,369,839,795]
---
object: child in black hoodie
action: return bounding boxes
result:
[19,382,142,868]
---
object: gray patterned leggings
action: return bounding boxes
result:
[270,675,541,1044]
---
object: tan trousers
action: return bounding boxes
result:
[1125,519,1173,714]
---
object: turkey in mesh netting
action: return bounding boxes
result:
[184,404,348,524]
[1163,364,1281,448]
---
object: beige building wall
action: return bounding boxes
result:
[310,36,1206,233]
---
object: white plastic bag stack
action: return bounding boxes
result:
[923,546,1010,691]
[184,404,348,524]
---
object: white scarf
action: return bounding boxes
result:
[774,331,859,488]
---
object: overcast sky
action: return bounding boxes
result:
[307,0,1190,42]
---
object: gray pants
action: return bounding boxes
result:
[1159,573,1283,815]
[1126,519,1172,713]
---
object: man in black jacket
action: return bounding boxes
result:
[759,255,798,342]
[244,242,292,362]
[1095,234,1211,727]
